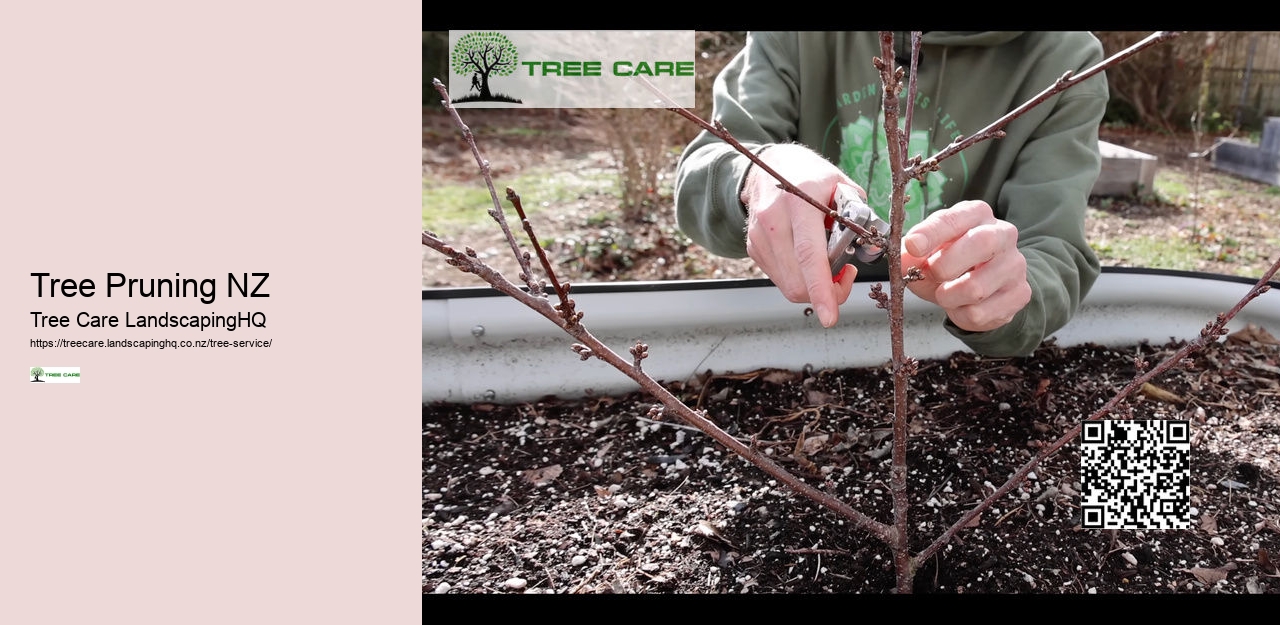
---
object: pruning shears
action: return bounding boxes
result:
[826,184,890,275]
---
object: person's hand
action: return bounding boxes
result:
[740,144,861,328]
[901,200,1031,332]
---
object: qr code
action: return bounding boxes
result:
[1080,420,1190,529]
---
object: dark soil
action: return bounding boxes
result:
[424,331,1280,594]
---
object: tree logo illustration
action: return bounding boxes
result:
[30,366,45,382]
[450,31,523,104]
[837,115,951,230]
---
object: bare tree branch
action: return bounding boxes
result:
[431,79,539,294]
[907,31,1181,180]
[638,78,884,248]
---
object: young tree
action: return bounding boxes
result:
[424,31,1280,592]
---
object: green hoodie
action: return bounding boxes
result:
[675,31,1107,357]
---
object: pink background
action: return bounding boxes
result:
[1,3,421,622]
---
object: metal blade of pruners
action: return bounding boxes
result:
[827,184,889,275]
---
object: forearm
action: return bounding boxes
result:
[675,32,801,258]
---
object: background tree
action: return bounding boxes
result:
[423,32,449,108]
[1096,31,1224,131]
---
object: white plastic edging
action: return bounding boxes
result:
[422,271,1280,404]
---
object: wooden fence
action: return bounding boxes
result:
[1204,32,1280,126]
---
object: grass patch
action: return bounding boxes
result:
[424,167,616,230]
[1092,232,1268,278]
[1153,169,1191,205]
[489,126,549,138]
[1091,235,1203,271]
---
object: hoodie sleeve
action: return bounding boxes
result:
[674,32,801,258]
[944,41,1107,357]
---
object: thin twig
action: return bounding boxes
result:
[430,78,540,294]
[900,31,922,161]
[507,188,577,322]
[637,77,882,247]
[907,31,1181,180]
[785,547,853,556]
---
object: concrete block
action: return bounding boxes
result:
[1211,117,1280,186]
[1092,141,1158,197]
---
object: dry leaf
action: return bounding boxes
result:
[1256,517,1280,535]
[907,418,926,436]
[1178,563,1237,585]
[1226,323,1280,346]
[1200,513,1219,535]
[1246,577,1264,594]
[801,434,829,455]
[707,547,737,568]
[521,464,562,487]
[866,439,892,460]
[963,512,983,528]
[761,369,797,384]
[1140,383,1185,404]
[804,389,832,406]
[963,376,991,402]
[1260,548,1276,575]
[690,520,736,548]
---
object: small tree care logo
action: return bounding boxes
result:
[450,31,522,104]
[30,366,80,383]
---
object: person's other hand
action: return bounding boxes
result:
[901,200,1031,332]
[740,144,862,327]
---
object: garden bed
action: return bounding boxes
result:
[423,330,1280,594]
